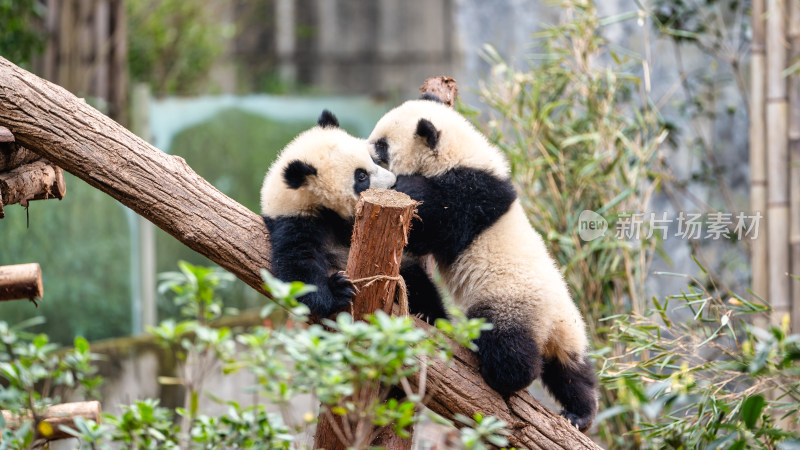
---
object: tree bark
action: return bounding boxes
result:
[0,159,66,214]
[0,58,599,449]
[314,188,417,450]
[0,263,43,301]
[1,400,102,441]
[408,314,599,450]
[0,126,41,172]
[0,146,40,173]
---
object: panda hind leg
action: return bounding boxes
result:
[468,304,543,396]
[541,354,598,432]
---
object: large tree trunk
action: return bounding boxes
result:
[0,56,599,450]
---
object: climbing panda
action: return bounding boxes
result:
[261,110,446,321]
[367,96,598,431]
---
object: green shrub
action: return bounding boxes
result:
[600,269,800,448]
[1,263,507,449]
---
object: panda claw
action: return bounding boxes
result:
[561,410,592,433]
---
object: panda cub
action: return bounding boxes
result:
[260,110,397,317]
[261,110,447,321]
[368,96,598,431]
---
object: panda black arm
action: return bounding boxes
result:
[395,168,516,266]
[263,215,354,317]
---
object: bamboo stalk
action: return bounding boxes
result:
[788,0,800,332]
[750,0,768,306]
[765,0,790,326]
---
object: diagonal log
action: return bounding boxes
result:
[0,56,599,449]
[0,56,270,293]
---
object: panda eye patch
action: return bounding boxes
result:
[354,168,370,194]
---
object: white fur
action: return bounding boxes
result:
[370,100,588,365]
[440,201,588,363]
[368,100,509,178]
[261,126,395,219]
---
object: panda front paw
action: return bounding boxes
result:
[327,271,356,313]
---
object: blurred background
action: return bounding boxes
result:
[3,0,799,447]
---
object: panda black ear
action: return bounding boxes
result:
[283,160,317,189]
[416,118,439,151]
[317,109,340,128]
[420,93,445,104]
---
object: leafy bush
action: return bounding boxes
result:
[1,263,508,449]
[0,318,101,447]
[600,269,800,448]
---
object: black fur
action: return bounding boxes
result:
[353,168,370,195]
[467,303,542,395]
[420,93,445,103]
[264,208,444,320]
[263,209,353,317]
[415,119,440,151]
[400,262,448,323]
[373,138,389,165]
[541,355,598,432]
[283,160,317,189]
[393,168,516,266]
[317,109,340,128]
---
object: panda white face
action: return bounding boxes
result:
[261,126,396,220]
[368,100,510,179]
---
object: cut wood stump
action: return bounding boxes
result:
[314,188,417,450]
[419,76,459,107]
[2,401,102,441]
[0,263,43,301]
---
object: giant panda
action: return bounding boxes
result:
[261,110,446,321]
[367,96,598,431]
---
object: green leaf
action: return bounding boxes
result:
[741,394,765,429]
[74,336,89,353]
